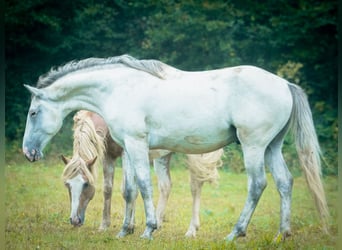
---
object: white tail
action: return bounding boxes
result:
[288,83,329,232]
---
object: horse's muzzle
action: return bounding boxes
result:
[70,216,83,227]
[23,147,42,162]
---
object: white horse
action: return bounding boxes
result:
[22,55,329,240]
[61,110,223,237]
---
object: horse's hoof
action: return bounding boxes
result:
[225,233,236,242]
[225,231,246,242]
[140,233,153,240]
[116,227,134,238]
[273,230,291,243]
[140,227,154,240]
[185,230,196,238]
[98,227,107,232]
[98,224,110,232]
[116,231,126,238]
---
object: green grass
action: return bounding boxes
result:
[5,157,337,249]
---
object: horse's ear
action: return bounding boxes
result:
[23,84,44,98]
[60,155,70,165]
[86,156,97,168]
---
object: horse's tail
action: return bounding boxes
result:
[288,83,329,232]
[186,148,224,185]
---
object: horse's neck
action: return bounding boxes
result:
[50,71,117,116]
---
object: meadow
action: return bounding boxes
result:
[5,154,337,249]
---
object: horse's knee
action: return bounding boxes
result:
[137,179,153,200]
[277,175,293,198]
[158,181,172,197]
[252,174,267,190]
[103,186,112,200]
[259,177,267,190]
[122,186,138,202]
[190,178,203,195]
[134,170,154,199]
[249,177,267,201]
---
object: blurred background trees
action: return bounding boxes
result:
[5,0,337,174]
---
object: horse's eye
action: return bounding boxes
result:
[83,183,89,189]
[29,110,38,117]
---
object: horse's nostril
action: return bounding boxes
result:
[70,216,83,226]
[23,148,41,162]
[24,153,33,162]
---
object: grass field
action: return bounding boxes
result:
[5,155,337,249]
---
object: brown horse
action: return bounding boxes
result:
[62,110,224,237]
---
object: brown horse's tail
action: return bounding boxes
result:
[288,83,329,232]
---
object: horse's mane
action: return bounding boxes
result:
[37,55,176,88]
[62,110,107,184]
[62,155,96,185]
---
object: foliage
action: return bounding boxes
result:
[5,0,337,174]
[5,162,338,249]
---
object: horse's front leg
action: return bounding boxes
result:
[116,151,138,238]
[124,137,157,239]
[153,153,172,228]
[99,157,115,231]
[185,172,203,237]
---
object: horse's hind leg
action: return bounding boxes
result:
[153,153,172,229]
[226,144,267,241]
[265,135,293,240]
[185,172,203,237]
[99,157,115,230]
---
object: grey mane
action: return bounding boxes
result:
[37,55,171,88]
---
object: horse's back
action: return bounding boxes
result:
[144,66,293,152]
[183,65,293,126]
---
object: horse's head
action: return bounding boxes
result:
[61,155,97,227]
[22,84,64,161]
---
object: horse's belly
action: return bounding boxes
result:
[148,127,236,154]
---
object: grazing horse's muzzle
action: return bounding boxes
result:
[23,147,42,162]
[70,216,83,227]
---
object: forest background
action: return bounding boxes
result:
[5,0,337,175]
